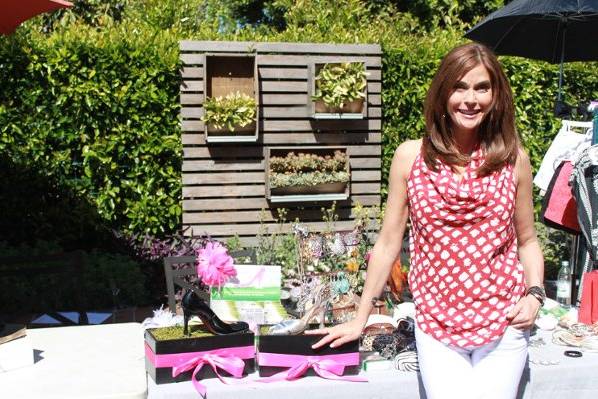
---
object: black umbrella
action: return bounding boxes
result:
[465,0,598,103]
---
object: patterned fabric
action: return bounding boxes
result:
[570,144,598,300]
[393,351,419,372]
[407,148,526,347]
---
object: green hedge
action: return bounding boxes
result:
[0,23,182,245]
[0,0,597,248]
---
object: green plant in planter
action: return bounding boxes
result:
[312,62,368,110]
[201,91,257,131]
[269,150,349,188]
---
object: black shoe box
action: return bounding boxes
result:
[257,324,359,377]
[145,327,255,384]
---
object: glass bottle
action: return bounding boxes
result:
[556,260,571,306]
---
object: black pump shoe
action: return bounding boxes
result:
[181,290,249,336]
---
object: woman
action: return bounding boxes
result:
[309,43,544,399]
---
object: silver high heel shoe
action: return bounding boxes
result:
[268,284,331,335]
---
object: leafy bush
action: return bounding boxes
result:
[201,91,257,131]
[0,241,147,315]
[535,223,571,281]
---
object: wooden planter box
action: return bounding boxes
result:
[265,146,350,203]
[309,62,368,120]
[203,54,259,143]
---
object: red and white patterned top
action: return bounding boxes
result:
[407,148,526,348]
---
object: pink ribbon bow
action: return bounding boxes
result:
[256,352,367,383]
[146,344,254,397]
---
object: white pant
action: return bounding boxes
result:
[415,325,529,399]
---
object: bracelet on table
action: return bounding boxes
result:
[526,285,546,306]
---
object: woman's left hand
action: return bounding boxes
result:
[506,295,541,330]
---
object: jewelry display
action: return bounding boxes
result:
[267,284,332,335]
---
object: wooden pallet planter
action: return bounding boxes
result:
[203,53,259,143]
[265,146,350,203]
[180,41,382,245]
[309,62,368,120]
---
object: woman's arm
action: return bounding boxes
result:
[507,149,545,329]
[309,139,418,348]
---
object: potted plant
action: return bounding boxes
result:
[201,91,257,141]
[267,148,350,199]
[311,62,368,118]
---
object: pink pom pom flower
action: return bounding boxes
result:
[195,241,236,287]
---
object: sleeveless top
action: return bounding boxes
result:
[406,148,526,348]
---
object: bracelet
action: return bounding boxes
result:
[526,285,546,306]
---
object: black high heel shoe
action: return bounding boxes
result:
[181,290,249,336]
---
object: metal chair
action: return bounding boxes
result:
[163,249,258,313]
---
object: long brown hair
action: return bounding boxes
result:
[422,42,519,176]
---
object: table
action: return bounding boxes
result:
[0,323,147,399]
[147,329,598,399]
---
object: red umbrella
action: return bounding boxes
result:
[0,0,73,35]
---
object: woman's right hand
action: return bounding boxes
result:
[306,318,364,349]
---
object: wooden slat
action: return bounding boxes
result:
[181,54,205,65]
[181,119,381,132]
[366,70,381,81]
[183,146,263,159]
[260,93,308,105]
[351,183,380,194]
[182,157,381,172]
[183,160,264,172]
[183,185,264,198]
[181,78,315,93]
[183,145,381,159]
[183,208,357,224]
[258,67,307,80]
[368,82,381,94]
[369,95,381,106]
[181,80,203,92]
[182,132,382,146]
[352,170,381,181]
[351,158,381,169]
[181,169,380,185]
[181,94,203,105]
[181,105,381,119]
[183,194,381,211]
[260,81,307,92]
[180,41,382,55]
[367,107,382,118]
[181,67,204,78]
[181,107,203,119]
[183,172,264,185]
[257,106,310,118]
[182,220,360,236]
[182,182,379,198]
[257,55,381,67]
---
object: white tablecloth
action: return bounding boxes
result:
[148,330,598,399]
[0,323,147,399]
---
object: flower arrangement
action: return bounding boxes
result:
[311,62,368,110]
[269,150,349,189]
[195,241,236,287]
[201,91,257,131]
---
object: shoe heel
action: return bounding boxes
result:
[318,306,326,329]
[183,311,190,336]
